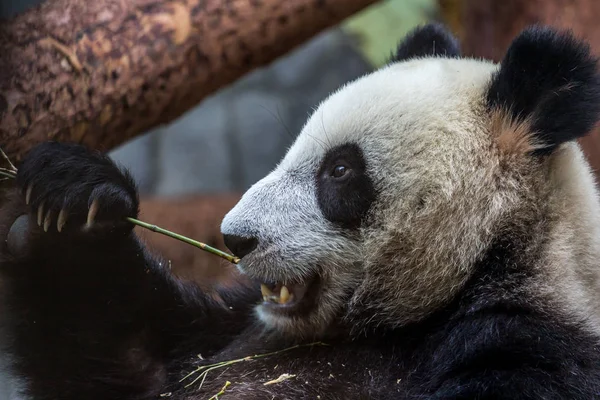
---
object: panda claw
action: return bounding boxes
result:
[86,199,99,228]
[25,184,33,205]
[57,209,67,233]
[43,210,53,232]
[37,202,45,226]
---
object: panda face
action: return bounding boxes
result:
[221,57,500,337]
[222,24,600,338]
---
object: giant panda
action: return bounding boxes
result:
[2,23,600,400]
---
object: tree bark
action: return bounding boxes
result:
[0,0,377,162]
[458,0,600,178]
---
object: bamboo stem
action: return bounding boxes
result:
[208,381,231,400]
[0,169,17,179]
[127,217,239,264]
[180,342,328,389]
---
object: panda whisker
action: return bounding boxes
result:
[304,132,327,151]
[320,110,333,147]
[258,104,296,141]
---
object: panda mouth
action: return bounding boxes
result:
[259,276,320,312]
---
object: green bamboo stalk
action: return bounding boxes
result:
[127,217,239,264]
[208,381,231,400]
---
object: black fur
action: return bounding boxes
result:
[403,223,600,399]
[486,26,600,154]
[390,23,461,62]
[15,142,139,234]
[315,143,377,229]
[0,143,259,400]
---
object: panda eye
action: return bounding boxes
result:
[332,164,349,179]
[315,143,377,230]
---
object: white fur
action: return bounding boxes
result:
[222,55,600,336]
[222,57,501,334]
[540,144,600,331]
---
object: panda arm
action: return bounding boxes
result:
[424,309,600,399]
[0,142,258,400]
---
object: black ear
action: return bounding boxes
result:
[391,23,461,62]
[487,26,600,155]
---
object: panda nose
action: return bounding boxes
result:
[223,234,259,259]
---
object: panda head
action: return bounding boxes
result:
[221,24,600,338]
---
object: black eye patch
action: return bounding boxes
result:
[315,143,377,229]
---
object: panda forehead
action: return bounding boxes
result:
[279,57,498,171]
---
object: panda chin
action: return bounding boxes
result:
[257,275,321,316]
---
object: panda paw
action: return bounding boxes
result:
[15,142,139,234]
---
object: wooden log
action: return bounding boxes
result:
[457,0,600,178]
[0,0,377,162]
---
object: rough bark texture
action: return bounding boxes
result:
[458,0,600,178]
[0,0,377,162]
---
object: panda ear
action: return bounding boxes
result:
[487,26,600,155]
[390,23,461,62]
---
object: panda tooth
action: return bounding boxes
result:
[279,286,290,304]
[261,284,273,297]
